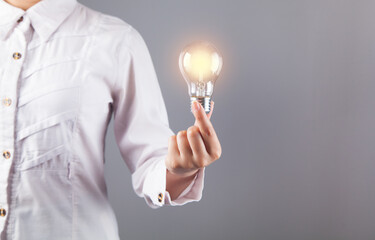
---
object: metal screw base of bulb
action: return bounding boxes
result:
[191,97,211,114]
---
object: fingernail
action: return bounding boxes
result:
[192,101,200,112]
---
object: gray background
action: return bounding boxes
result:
[79,0,375,239]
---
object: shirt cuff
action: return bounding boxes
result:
[165,167,205,206]
[142,157,205,208]
[142,157,167,208]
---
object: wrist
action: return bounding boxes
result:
[166,168,199,200]
[166,167,199,178]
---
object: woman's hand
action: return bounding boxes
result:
[165,100,221,200]
[165,100,222,201]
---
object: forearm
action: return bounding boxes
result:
[166,168,199,200]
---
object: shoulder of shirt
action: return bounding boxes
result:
[60,2,143,49]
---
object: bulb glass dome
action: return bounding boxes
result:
[179,41,223,113]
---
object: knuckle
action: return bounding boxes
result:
[186,160,194,169]
[171,160,181,169]
[178,157,189,168]
[195,113,204,122]
[211,149,222,160]
[169,135,176,142]
[202,127,214,137]
[192,160,202,169]
[177,131,186,140]
[179,130,187,136]
[186,127,194,136]
[187,126,199,137]
[198,159,206,168]
[195,156,206,168]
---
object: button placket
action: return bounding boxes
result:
[0,16,30,233]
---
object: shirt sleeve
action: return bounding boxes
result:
[111,26,204,208]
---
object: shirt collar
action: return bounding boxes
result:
[0,0,77,42]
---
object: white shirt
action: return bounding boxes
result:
[0,0,205,239]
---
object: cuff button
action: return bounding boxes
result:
[158,193,163,203]
[13,52,22,60]
[0,208,6,217]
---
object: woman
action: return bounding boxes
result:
[0,0,221,239]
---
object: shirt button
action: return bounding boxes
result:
[3,151,11,159]
[13,52,22,60]
[3,97,12,107]
[17,16,23,23]
[0,208,6,217]
[158,193,163,203]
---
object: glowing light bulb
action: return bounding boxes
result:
[179,41,223,113]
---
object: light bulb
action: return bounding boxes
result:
[179,41,223,113]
